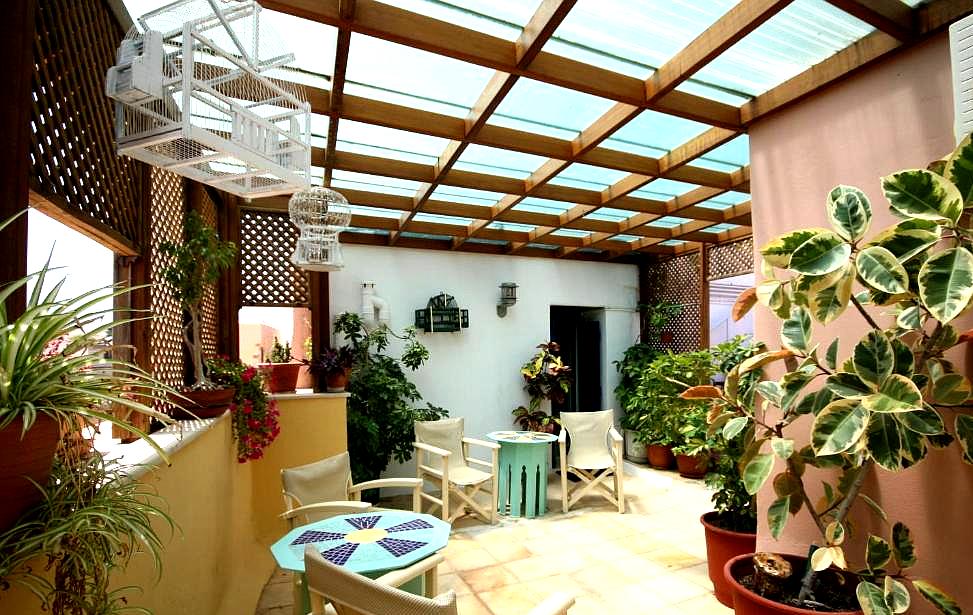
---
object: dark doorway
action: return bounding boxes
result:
[549,306,603,416]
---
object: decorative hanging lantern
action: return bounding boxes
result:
[288,186,352,271]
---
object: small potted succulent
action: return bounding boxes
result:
[159,209,236,415]
[260,337,302,394]
[305,345,355,392]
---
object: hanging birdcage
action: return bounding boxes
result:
[288,186,352,271]
[105,0,311,198]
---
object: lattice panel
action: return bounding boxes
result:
[30,0,142,245]
[708,237,754,281]
[643,253,701,353]
[196,189,219,358]
[240,209,310,307]
[150,169,186,389]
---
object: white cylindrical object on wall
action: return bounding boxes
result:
[360,281,390,325]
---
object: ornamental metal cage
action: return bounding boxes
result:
[288,186,352,271]
[414,292,470,333]
[105,0,311,198]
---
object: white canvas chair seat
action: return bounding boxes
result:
[558,410,625,514]
[414,418,499,524]
[304,545,575,615]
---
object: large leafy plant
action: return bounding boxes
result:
[697,139,973,613]
[631,349,716,447]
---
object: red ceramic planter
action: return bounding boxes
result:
[701,513,756,607]
[676,452,710,478]
[261,362,302,393]
[174,387,235,419]
[724,553,862,615]
[647,444,676,469]
[0,415,61,532]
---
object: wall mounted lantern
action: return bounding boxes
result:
[415,292,469,332]
[497,282,518,317]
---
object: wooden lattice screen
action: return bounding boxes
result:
[30,0,142,250]
[643,253,701,353]
[708,237,754,281]
[240,209,310,307]
[149,169,186,389]
[195,188,220,358]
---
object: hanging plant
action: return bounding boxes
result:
[207,356,280,462]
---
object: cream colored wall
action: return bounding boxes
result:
[0,395,348,615]
[749,33,973,612]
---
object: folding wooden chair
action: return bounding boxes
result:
[558,410,625,514]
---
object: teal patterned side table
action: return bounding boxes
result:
[487,431,557,518]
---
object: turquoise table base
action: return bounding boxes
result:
[487,431,557,518]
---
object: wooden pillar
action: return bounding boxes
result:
[699,243,710,350]
[215,190,241,360]
[309,272,331,357]
[0,0,36,318]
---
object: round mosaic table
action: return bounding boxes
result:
[486,430,558,518]
[270,511,450,614]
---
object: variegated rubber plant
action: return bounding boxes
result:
[684,138,973,614]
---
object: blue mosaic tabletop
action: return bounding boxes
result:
[270,511,451,574]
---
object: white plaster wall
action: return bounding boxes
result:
[328,244,639,478]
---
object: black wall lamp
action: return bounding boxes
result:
[497,282,518,317]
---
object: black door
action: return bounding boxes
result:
[550,306,602,416]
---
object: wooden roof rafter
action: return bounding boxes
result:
[321,0,355,186]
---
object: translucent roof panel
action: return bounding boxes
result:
[514,197,575,215]
[550,163,629,190]
[614,234,640,242]
[551,229,590,238]
[660,240,686,246]
[262,10,338,77]
[414,212,474,225]
[381,0,542,41]
[603,110,710,158]
[634,179,700,199]
[453,145,549,179]
[402,232,452,241]
[348,205,403,219]
[430,186,503,207]
[697,191,750,210]
[490,79,616,140]
[488,221,535,233]
[707,223,740,233]
[648,216,692,228]
[687,0,873,97]
[545,0,737,80]
[584,208,636,222]
[336,120,448,165]
[467,238,510,246]
[345,34,495,117]
[346,228,390,236]
[329,170,422,196]
[696,135,750,172]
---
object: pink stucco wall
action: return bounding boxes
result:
[749,33,973,612]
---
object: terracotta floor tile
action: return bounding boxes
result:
[446,547,499,572]
[454,593,495,615]
[459,564,520,593]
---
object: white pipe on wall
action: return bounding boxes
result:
[360,281,390,325]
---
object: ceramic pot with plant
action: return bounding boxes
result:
[260,337,301,393]
[207,356,281,462]
[672,405,714,479]
[0,212,175,532]
[514,341,572,433]
[305,345,355,392]
[159,210,236,415]
[690,139,973,614]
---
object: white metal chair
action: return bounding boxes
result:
[280,451,423,528]
[558,410,625,514]
[304,545,576,615]
[413,418,499,524]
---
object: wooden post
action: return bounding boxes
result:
[0,0,36,318]
[216,191,242,360]
[309,272,331,357]
[699,243,710,350]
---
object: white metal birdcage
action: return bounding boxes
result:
[105,0,311,198]
[289,186,352,271]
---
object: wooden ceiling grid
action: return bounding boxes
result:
[257,0,972,261]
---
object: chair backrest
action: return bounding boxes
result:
[304,545,458,615]
[281,452,353,511]
[415,418,467,472]
[560,410,614,467]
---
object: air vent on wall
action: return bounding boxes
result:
[950,13,973,143]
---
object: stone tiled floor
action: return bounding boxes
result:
[255,463,733,615]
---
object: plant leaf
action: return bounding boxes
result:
[956,414,973,465]
[884,577,910,614]
[866,535,892,571]
[896,305,921,329]
[739,349,794,374]
[732,287,758,322]
[918,247,973,323]
[891,522,916,568]
[826,521,845,546]
[861,374,923,413]
[811,546,834,572]
[742,453,775,495]
[825,372,872,398]
[932,373,971,406]
[768,496,790,539]
[882,168,963,224]
[896,407,945,435]
[913,579,961,615]
[761,228,829,268]
[825,339,839,371]
[857,246,909,294]
[756,280,786,310]
[944,133,973,205]
[857,581,893,615]
[771,437,794,460]
[854,331,894,389]
[827,185,872,241]
[867,223,940,264]
[890,338,914,377]
[867,412,904,471]
[680,385,723,399]
[812,399,869,456]
[781,305,812,353]
[789,231,852,276]
[722,416,749,440]
[808,264,855,324]
[861,493,888,521]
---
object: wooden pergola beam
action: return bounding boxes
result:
[322,0,355,185]
[824,0,915,41]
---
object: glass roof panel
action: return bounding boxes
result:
[380,0,541,41]
[527,243,559,250]
[551,229,590,238]
[490,79,616,140]
[697,191,750,210]
[584,207,635,222]
[635,179,700,199]
[329,170,421,196]
[550,163,628,190]
[430,186,503,206]
[614,234,640,242]
[466,238,510,246]
[337,120,448,164]
[648,216,692,228]
[346,227,390,236]
[346,34,495,118]
[263,10,338,77]
[690,0,873,97]
[547,0,737,80]
[413,212,474,225]
[488,221,535,232]
[674,80,753,106]
[660,240,686,246]
[348,204,403,219]
[514,197,575,215]
[604,110,710,158]
[696,135,750,172]
[402,232,452,240]
[707,223,740,233]
[453,145,549,179]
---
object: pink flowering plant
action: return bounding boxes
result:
[206,356,280,462]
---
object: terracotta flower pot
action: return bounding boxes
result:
[323,367,351,393]
[647,443,676,469]
[676,452,710,478]
[261,362,302,393]
[724,553,862,615]
[173,387,235,419]
[0,414,61,532]
[701,512,757,607]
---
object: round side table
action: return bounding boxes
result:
[486,430,557,518]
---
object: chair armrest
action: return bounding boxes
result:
[462,436,500,450]
[528,592,575,615]
[350,478,422,494]
[467,457,494,469]
[609,426,623,443]
[558,430,567,444]
[375,553,445,588]
[280,501,371,520]
[414,441,452,458]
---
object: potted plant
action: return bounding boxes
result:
[512,402,560,433]
[207,356,281,462]
[260,337,302,394]
[305,345,355,392]
[672,404,714,478]
[159,209,236,415]
[515,341,572,432]
[0,212,175,531]
[691,140,973,614]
